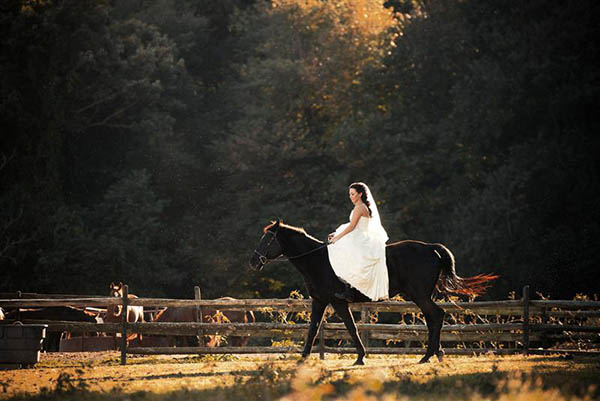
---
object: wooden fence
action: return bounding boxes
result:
[1,285,599,365]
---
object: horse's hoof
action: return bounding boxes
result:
[353,358,365,366]
[418,356,431,364]
[436,351,445,362]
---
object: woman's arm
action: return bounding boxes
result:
[330,204,368,244]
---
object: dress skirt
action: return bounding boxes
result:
[327,217,389,301]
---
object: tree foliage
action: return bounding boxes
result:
[1,0,598,299]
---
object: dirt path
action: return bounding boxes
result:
[1,352,598,400]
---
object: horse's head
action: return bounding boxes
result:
[109,282,124,297]
[109,282,124,316]
[249,219,285,271]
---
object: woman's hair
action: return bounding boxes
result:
[349,182,372,217]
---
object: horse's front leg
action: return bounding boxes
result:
[301,299,327,360]
[331,302,366,365]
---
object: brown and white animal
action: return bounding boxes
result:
[153,297,255,347]
[105,282,144,344]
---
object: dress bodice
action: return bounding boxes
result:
[349,211,370,232]
[356,216,369,232]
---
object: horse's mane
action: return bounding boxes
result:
[263,221,324,244]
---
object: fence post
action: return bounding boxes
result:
[121,284,128,365]
[360,307,369,353]
[194,286,205,347]
[17,291,21,321]
[522,285,530,356]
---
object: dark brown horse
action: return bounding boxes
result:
[249,220,497,365]
[4,306,98,351]
[154,298,255,347]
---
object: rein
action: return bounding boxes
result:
[253,230,328,265]
[288,243,329,260]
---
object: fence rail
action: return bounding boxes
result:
[3,298,598,315]
[1,285,599,364]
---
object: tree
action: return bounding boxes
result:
[208,1,398,296]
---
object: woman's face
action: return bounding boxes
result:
[349,188,362,205]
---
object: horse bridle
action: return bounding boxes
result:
[253,229,328,267]
[253,230,279,265]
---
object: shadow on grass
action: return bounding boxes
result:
[5,356,600,401]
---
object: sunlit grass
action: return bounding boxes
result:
[1,353,598,401]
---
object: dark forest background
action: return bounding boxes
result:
[1,0,598,300]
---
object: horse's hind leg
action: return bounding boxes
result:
[331,302,366,365]
[413,296,444,363]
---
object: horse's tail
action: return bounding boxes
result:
[432,243,498,297]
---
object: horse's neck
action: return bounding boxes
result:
[283,233,321,276]
[285,232,320,255]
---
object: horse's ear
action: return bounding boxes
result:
[110,282,115,288]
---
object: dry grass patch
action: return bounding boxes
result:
[0,352,598,400]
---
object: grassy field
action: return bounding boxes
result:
[0,352,599,400]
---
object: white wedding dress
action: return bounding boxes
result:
[328,209,389,301]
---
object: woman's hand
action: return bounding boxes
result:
[328,233,337,244]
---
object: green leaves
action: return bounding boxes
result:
[1,0,598,300]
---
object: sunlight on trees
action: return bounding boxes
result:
[1,0,598,300]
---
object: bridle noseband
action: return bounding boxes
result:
[253,230,279,265]
[253,229,328,267]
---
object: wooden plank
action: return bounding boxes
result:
[126,346,524,356]
[195,286,205,347]
[4,297,599,314]
[523,285,530,355]
[371,332,539,342]
[0,293,105,299]
[527,349,600,357]
[248,330,537,342]
[0,321,526,336]
[529,300,600,309]
[543,310,600,318]
[360,307,369,350]
[531,324,600,333]
[324,347,523,355]
[6,320,597,344]
[127,346,303,355]
[0,298,528,313]
[1,320,121,333]
[543,333,600,341]
[122,322,525,335]
[121,285,128,365]
[0,298,120,308]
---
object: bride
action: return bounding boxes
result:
[327,182,389,302]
